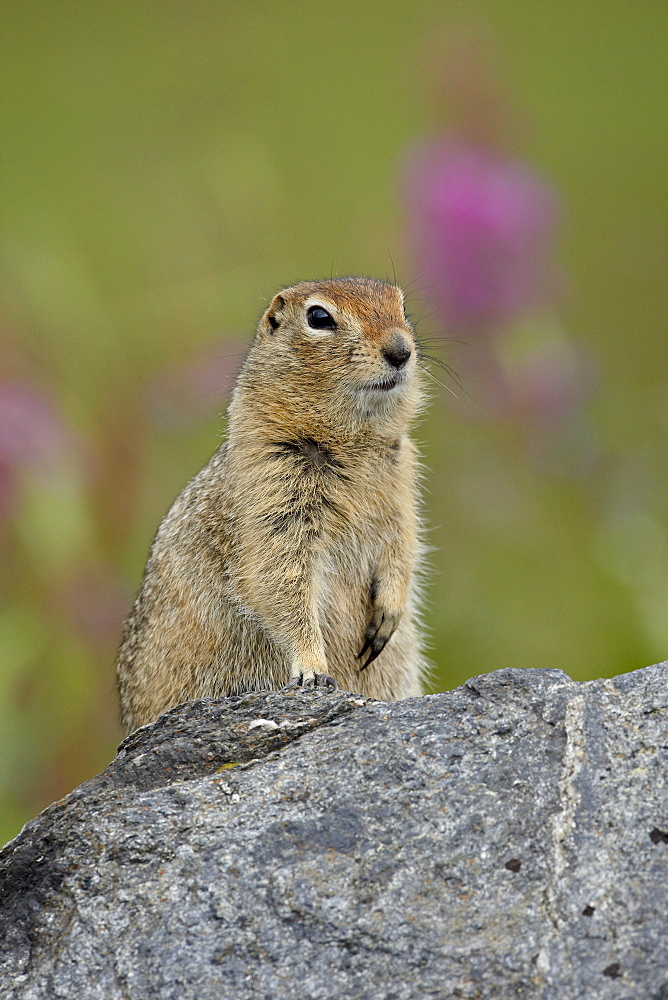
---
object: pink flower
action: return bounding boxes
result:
[404,142,561,331]
[0,382,72,519]
[147,340,244,429]
[63,562,132,647]
[492,322,597,426]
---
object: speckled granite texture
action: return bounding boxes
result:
[2,664,667,999]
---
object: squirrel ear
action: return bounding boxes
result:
[265,294,285,333]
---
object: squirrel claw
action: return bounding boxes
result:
[357,609,399,671]
[282,672,338,693]
[311,672,339,691]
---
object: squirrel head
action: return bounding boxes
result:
[238,277,424,440]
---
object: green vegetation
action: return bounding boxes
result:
[1,1,666,845]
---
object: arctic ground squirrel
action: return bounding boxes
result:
[117,277,428,732]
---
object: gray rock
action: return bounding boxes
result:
[1,664,667,1000]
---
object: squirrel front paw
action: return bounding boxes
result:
[357,608,400,670]
[282,671,339,692]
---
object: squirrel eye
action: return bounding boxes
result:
[306,305,336,331]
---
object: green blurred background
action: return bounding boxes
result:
[1,1,666,845]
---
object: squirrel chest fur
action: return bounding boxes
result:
[117,277,428,732]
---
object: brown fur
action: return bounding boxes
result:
[117,277,429,732]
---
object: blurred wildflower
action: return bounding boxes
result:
[492,316,596,426]
[0,381,74,520]
[404,142,561,333]
[147,340,245,429]
[63,562,131,648]
[402,25,595,453]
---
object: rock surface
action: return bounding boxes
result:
[1,664,668,1000]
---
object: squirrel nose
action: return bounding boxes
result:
[382,334,412,370]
